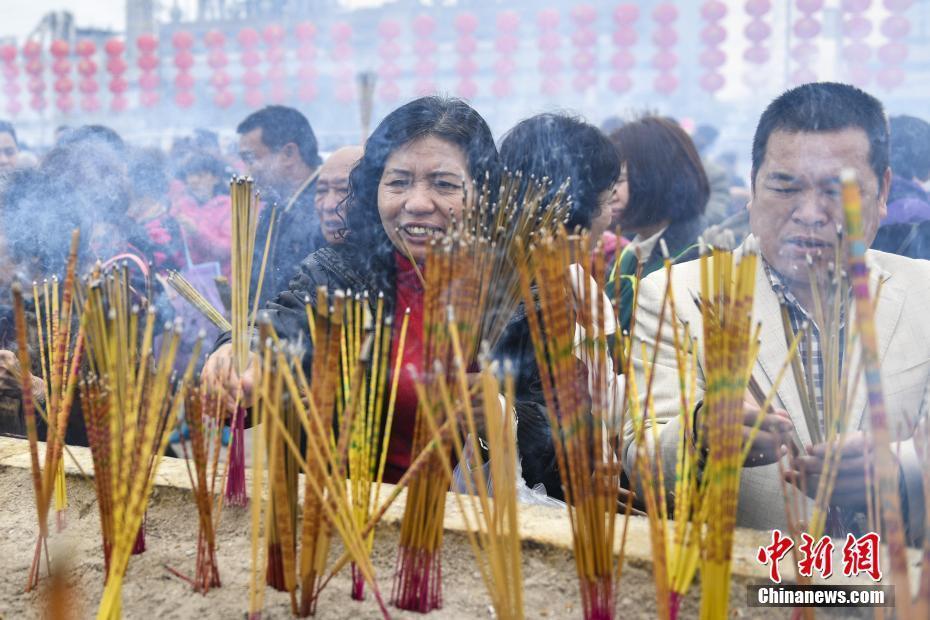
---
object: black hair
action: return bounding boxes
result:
[236,105,322,168]
[181,150,228,179]
[0,120,17,146]
[128,147,169,201]
[751,82,889,190]
[499,113,620,231]
[343,96,498,290]
[889,115,930,182]
[56,124,126,154]
[610,116,709,230]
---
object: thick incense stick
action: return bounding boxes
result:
[165,270,231,331]
[840,170,911,614]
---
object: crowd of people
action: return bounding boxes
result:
[0,81,928,545]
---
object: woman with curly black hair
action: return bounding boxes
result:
[204,97,564,496]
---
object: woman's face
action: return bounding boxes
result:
[607,164,629,229]
[377,135,471,263]
[186,170,219,204]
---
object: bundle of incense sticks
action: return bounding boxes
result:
[415,314,524,620]
[255,315,394,620]
[514,229,630,620]
[840,170,912,615]
[227,176,275,508]
[13,229,83,593]
[692,241,766,620]
[911,416,930,620]
[392,174,569,612]
[78,265,197,619]
[341,292,410,601]
[164,269,231,331]
[173,384,226,593]
[625,242,801,620]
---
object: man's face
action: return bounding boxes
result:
[749,128,889,288]
[238,128,284,194]
[315,146,362,244]
[0,132,18,171]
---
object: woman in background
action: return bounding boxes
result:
[607,116,709,330]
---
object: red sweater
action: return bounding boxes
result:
[382,252,425,483]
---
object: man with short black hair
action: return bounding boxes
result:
[627,82,928,543]
[0,120,19,173]
[236,105,323,297]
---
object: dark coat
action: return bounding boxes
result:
[252,177,325,306]
[607,215,706,332]
[219,244,565,499]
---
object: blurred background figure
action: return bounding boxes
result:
[0,120,19,175]
[691,123,733,226]
[607,116,709,329]
[236,105,323,298]
[127,147,183,271]
[872,114,930,258]
[314,145,362,245]
[170,151,232,275]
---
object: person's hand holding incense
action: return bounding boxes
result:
[0,349,46,404]
[782,430,872,513]
[201,343,259,414]
[460,372,502,441]
[697,396,795,467]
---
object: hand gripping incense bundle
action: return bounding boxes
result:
[13,229,84,592]
[78,268,198,619]
[515,229,631,620]
[227,176,275,508]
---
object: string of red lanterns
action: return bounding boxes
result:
[698,1,727,93]
[652,2,679,95]
[536,8,562,97]
[493,10,519,98]
[1,44,21,117]
[264,24,288,104]
[76,39,100,113]
[412,14,437,97]
[104,38,127,112]
[23,40,46,113]
[137,33,159,109]
[331,21,355,104]
[840,0,872,88]
[172,30,196,109]
[609,4,638,95]
[238,27,262,108]
[877,0,912,91]
[296,21,319,103]
[454,12,478,100]
[571,4,597,93]
[792,0,822,85]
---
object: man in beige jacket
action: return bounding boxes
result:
[625,82,928,544]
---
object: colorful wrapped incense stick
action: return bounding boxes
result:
[840,169,911,614]
[15,229,83,592]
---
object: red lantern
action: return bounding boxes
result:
[743,45,770,64]
[745,0,772,17]
[613,4,640,24]
[701,1,727,20]
[264,23,286,44]
[0,45,16,63]
[106,57,128,75]
[207,49,228,70]
[414,39,438,55]
[209,71,231,89]
[174,90,195,108]
[609,4,637,97]
[794,16,821,38]
[23,41,42,59]
[541,76,561,96]
[332,44,352,62]
[497,11,520,32]
[76,40,96,57]
[140,72,159,90]
[495,35,519,54]
[652,3,679,25]
[413,14,436,37]
[25,59,43,76]
[876,66,905,90]
[243,70,263,88]
[299,83,319,102]
[109,76,128,93]
[456,58,478,76]
[295,22,317,41]
[52,59,72,76]
[172,31,195,50]
[654,72,678,94]
[56,95,73,113]
[204,30,225,48]
[700,72,725,92]
[137,53,158,71]
[609,73,632,93]
[81,96,100,113]
[104,38,125,56]
[173,51,194,70]
[571,5,597,24]
[238,27,260,48]
[136,34,157,53]
[653,26,679,47]
[214,89,235,108]
[455,37,477,55]
[174,72,195,90]
[78,78,98,95]
[455,12,478,34]
[50,39,69,58]
[54,77,74,94]
[140,91,158,108]
[331,22,353,43]
[456,78,477,99]
[538,9,560,30]
[30,95,47,111]
[651,51,677,71]
[77,58,97,77]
